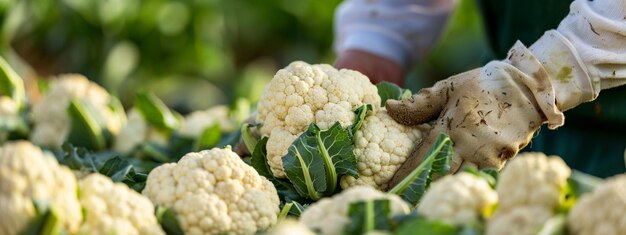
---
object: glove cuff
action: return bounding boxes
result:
[529,30,597,111]
[506,42,565,129]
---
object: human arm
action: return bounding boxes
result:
[334,0,457,85]
[385,0,626,188]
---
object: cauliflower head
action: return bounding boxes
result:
[142,147,280,235]
[486,206,552,235]
[78,173,165,235]
[486,152,571,235]
[179,105,235,138]
[268,219,315,235]
[417,172,497,225]
[495,152,571,211]
[31,74,123,147]
[257,61,380,177]
[299,186,410,235]
[340,109,425,190]
[568,174,626,235]
[0,141,81,234]
[113,109,168,153]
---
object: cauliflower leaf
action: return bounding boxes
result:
[155,206,184,235]
[389,133,453,205]
[345,199,392,235]
[19,201,63,235]
[283,122,358,200]
[376,82,411,107]
[134,91,181,132]
[67,100,107,150]
[0,56,25,109]
[251,136,304,203]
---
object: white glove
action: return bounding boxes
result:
[385,0,626,188]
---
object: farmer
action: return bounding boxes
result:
[333,0,626,183]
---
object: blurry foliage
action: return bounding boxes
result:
[0,0,488,109]
[406,0,494,91]
[0,0,341,111]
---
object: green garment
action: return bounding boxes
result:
[477,0,626,177]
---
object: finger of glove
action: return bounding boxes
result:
[385,79,453,125]
[387,125,444,189]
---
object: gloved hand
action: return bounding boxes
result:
[336,49,405,86]
[385,0,626,188]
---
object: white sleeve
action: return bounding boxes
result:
[334,0,457,68]
[528,0,626,111]
[559,0,626,91]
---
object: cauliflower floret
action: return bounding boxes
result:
[268,219,315,235]
[113,109,168,153]
[78,174,165,235]
[31,74,124,147]
[417,172,497,225]
[568,174,626,235]
[486,152,571,235]
[257,61,380,177]
[340,109,426,190]
[0,141,81,234]
[142,147,280,235]
[178,105,236,138]
[299,186,410,235]
[486,206,552,235]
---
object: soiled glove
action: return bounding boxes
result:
[387,44,564,178]
[385,0,626,188]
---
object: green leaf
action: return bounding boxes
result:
[558,170,604,213]
[350,104,373,136]
[283,122,358,200]
[395,216,458,235]
[287,201,307,217]
[138,142,173,163]
[251,137,274,179]
[389,133,453,205]
[67,100,106,150]
[56,143,118,172]
[0,56,25,109]
[376,82,412,107]
[193,124,222,151]
[345,199,392,235]
[463,167,499,188]
[108,96,127,128]
[536,214,567,235]
[58,143,98,171]
[156,206,185,235]
[568,170,604,197]
[251,136,307,203]
[278,202,294,221]
[135,92,180,131]
[20,201,63,235]
[241,123,259,153]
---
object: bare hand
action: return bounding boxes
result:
[335,49,405,86]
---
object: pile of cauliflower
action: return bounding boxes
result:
[6,60,626,235]
[255,61,427,190]
[0,141,164,235]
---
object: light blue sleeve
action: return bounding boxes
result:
[334,0,457,68]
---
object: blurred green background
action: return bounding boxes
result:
[0,0,493,112]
